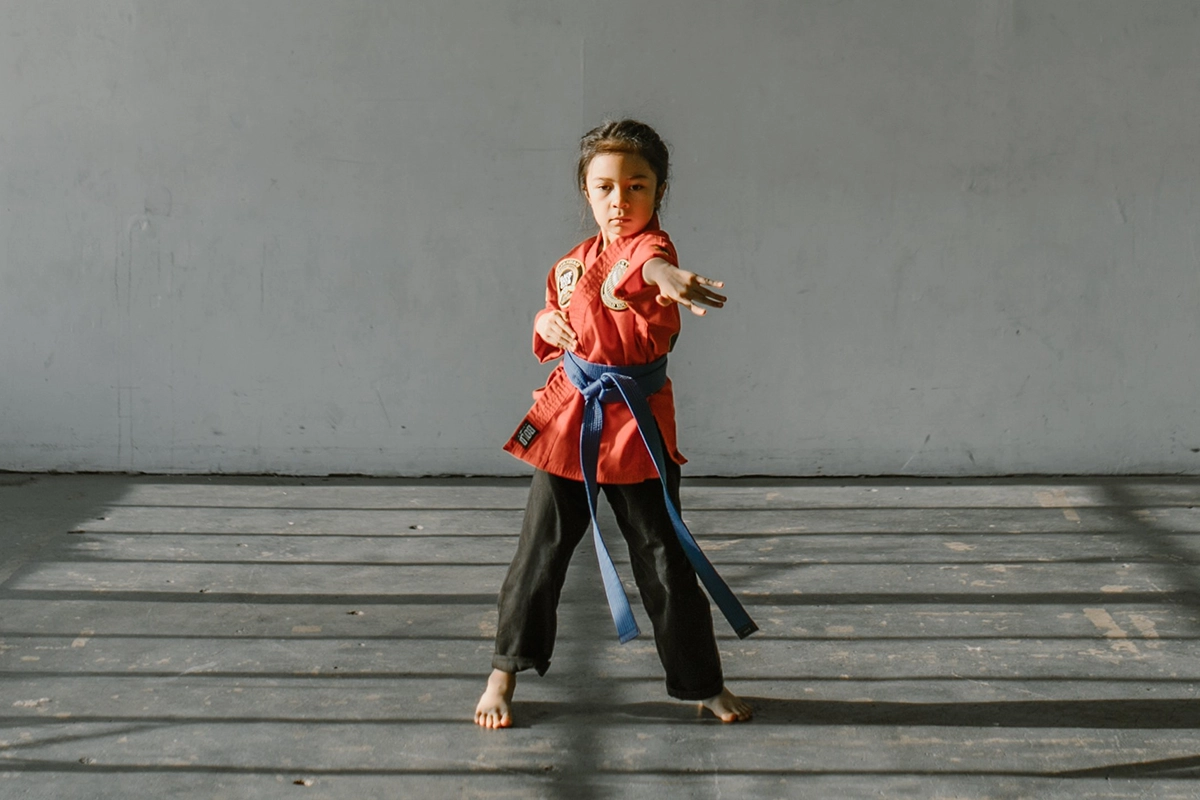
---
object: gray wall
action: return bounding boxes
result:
[3,1,1199,476]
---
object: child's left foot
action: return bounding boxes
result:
[474,669,516,729]
[701,687,753,723]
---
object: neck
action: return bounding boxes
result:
[597,213,658,251]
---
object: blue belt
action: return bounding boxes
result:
[563,351,758,643]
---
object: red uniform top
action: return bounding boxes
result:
[504,220,686,484]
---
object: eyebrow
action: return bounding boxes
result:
[590,173,651,182]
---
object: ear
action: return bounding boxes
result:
[655,182,667,207]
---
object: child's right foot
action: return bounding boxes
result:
[701,687,753,723]
[474,669,516,729]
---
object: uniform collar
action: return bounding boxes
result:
[592,214,661,256]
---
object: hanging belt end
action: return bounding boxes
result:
[617,625,641,645]
[734,621,759,640]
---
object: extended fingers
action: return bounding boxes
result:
[675,275,725,306]
[664,289,724,315]
[649,272,730,316]
[683,285,726,308]
[695,276,726,297]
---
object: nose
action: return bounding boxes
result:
[613,188,630,208]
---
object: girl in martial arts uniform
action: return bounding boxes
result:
[475,119,754,729]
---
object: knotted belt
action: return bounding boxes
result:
[563,351,758,643]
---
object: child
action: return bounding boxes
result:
[475,119,754,729]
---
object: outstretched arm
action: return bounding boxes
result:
[641,257,728,316]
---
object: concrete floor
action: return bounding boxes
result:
[3,474,1200,799]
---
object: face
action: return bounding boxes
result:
[583,152,665,246]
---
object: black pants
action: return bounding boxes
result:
[492,461,724,701]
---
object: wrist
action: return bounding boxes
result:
[642,257,670,287]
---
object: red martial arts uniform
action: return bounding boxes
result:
[504,218,686,483]
[492,218,726,699]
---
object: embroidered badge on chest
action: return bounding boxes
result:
[600,260,630,311]
[554,258,584,308]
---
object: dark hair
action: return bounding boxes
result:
[576,119,670,211]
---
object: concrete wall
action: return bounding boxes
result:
[3,1,1199,476]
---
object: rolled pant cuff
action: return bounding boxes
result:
[492,654,550,677]
[667,679,725,702]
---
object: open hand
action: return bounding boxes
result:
[648,261,728,316]
[535,309,578,351]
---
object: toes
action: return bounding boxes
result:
[474,708,511,729]
[717,704,752,723]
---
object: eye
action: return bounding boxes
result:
[631,184,645,191]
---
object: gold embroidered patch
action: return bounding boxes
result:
[601,260,630,311]
[554,259,584,308]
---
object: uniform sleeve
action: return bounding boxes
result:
[532,268,564,363]
[612,233,679,313]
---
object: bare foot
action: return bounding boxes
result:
[700,687,752,723]
[474,669,515,729]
